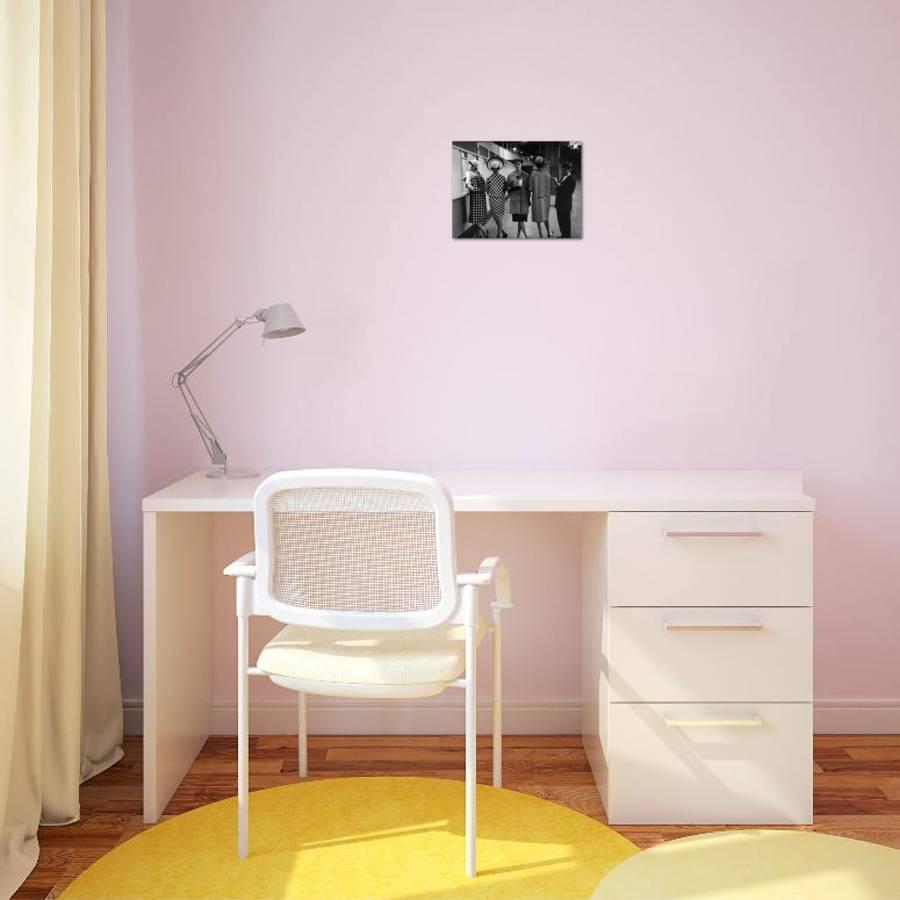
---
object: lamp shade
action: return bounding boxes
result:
[260,303,305,339]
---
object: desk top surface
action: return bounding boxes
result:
[143,469,815,513]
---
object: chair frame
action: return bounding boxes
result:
[224,469,512,878]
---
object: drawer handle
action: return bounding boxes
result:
[664,623,764,632]
[665,530,763,538]
[665,716,764,728]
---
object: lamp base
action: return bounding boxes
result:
[206,466,260,479]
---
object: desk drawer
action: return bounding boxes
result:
[607,512,812,607]
[607,607,811,702]
[607,702,812,824]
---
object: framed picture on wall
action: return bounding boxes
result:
[451,141,582,239]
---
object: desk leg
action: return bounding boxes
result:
[143,510,212,823]
[581,513,609,811]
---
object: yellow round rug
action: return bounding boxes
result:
[63,776,637,898]
[592,829,900,900]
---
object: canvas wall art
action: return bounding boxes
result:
[451,141,582,239]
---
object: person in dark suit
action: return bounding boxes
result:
[554,161,577,238]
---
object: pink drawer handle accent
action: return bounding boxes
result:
[664,623,764,632]
[664,530,763,538]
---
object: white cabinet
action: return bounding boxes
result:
[607,512,813,607]
[606,703,813,824]
[583,508,814,825]
[606,607,812,703]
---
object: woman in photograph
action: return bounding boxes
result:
[463,158,477,191]
[465,159,490,238]
[506,158,530,238]
[486,156,508,238]
[530,155,553,238]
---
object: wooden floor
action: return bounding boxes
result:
[15,733,900,898]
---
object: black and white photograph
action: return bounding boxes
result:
[452,141,582,239]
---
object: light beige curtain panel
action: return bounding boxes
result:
[0,0,123,894]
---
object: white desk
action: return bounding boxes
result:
[142,470,814,824]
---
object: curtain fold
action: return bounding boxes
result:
[0,1,123,894]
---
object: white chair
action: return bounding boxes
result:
[223,469,512,878]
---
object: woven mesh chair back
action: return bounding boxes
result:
[268,485,443,615]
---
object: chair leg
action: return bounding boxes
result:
[492,615,502,788]
[465,619,477,878]
[297,691,308,778]
[237,613,249,859]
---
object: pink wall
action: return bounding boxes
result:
[108,0,900,708]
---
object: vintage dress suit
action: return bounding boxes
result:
[530,169,553,223]
[466,174,490,225]
[506,170,530,221]
[486,172,507,227]
[555,173,576,238]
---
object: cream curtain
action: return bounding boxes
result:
[0,0,123,894]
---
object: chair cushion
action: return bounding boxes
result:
[256,622,485,687]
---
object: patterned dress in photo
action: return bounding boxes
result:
[467,174,489,225]
[530,169,553,223]
[486,172,507,228]
[507,171,530,221]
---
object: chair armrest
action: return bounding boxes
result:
[457,557,512,609]
[224,551,257,578]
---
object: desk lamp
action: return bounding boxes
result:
[172,303,305,478]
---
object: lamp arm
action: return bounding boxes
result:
[174,315,258,382]
[171,312,263,469]
[177,378,227,466]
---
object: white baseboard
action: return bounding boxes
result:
[123,697,900,737]
[123,697,581,736]
[813,699,900,734]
